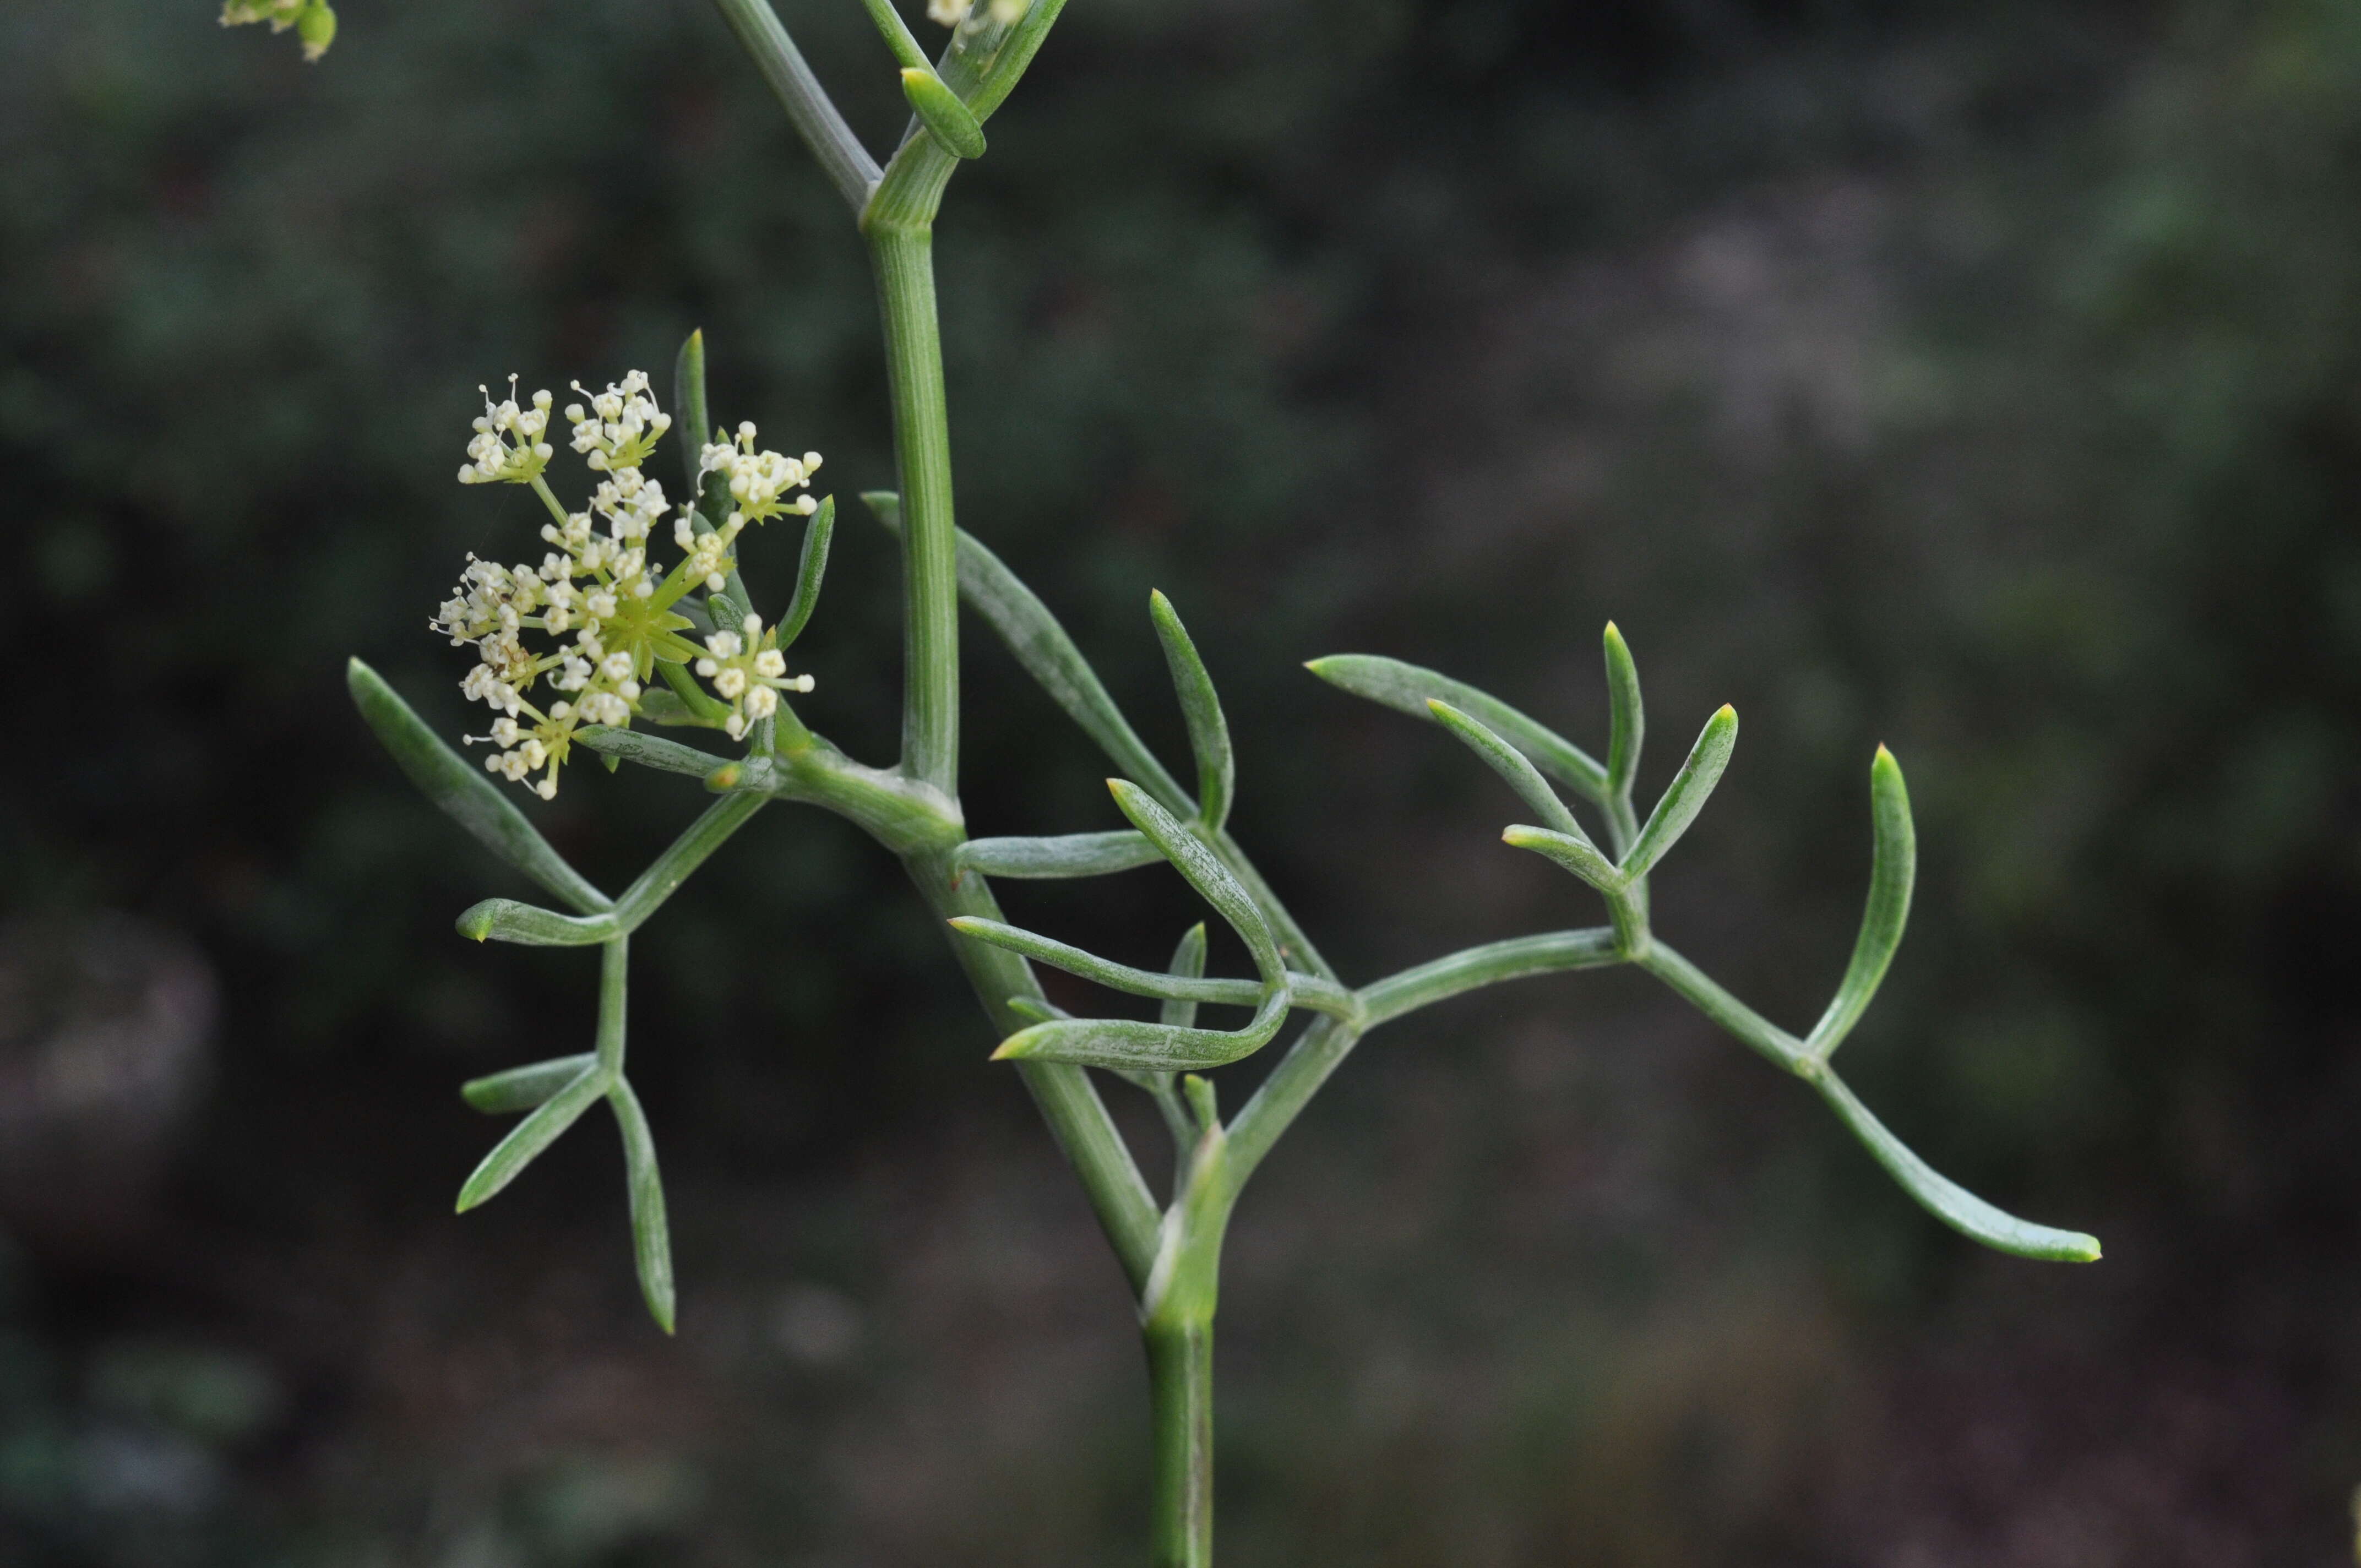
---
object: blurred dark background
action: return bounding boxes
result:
[7,0,2361,1561]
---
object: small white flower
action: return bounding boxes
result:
[699,423,822,526]
[456,379,554,487]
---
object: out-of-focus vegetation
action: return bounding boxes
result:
[4,0,2360,1561]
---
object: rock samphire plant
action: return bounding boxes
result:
[230,3,2102,1561]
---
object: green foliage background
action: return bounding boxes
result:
[6,0,2361,1562]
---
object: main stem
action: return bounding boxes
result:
[867,140,1218,1556]
[871,220,960,793]
[1146,1317,1215,1567]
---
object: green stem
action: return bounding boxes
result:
[1357,928,1622,1026]
[705,0,881,210]
[595,936,629,1074]
[909,847,1161,1290]
[869,220,960,793]
[1222,1015,1359,1190]
[1634,942,1808,1072]
[1145,1317,1215,1568]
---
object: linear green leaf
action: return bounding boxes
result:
[956,917,1262,1006]
[864,491,1194,815]
[1109,782,1283,984]
[900,67,987,158]
[952,831,1160,880]
[674,329,712,497]
[640,677,728,729]
[1500,825,1622,895]
[461,1054,597,1114]
[1161,922,1208,1031]
[1007,995,1069,1023]
[1620,704,1737,883]
[991,1014,1286,1072]
[1427,701,1588,842]
[1814,1069,2100,1262]
[1807,745,1916,1060]
[774,494,836,648]
[1149,591,1235,832]
[1305,654,1609,803]
[1603,622,1644,809]
[1143,927,1211,1152]
[950,918,1357,1019]
[608,1076,678,1333]
[457,898,616,946]
[1183,1073,1219,1132]
[454,1064,608,1211]
[577,725,731,777]
[347,660,612,917]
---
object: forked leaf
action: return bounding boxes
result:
[774,494,836,648]
[989,783,1290,1071]
[952,831,1160,881]
[347,660,611,916]
[1603,622,1644,807]
[1149,591,1236,832]
[1806,746,1916,1060]
[608,1076,678,1333]
[1161,922,1209,1031]
[462,1053,596,1114]
[865,492,1194,815]
[1814,1069,2100,1262]
[456,898,616,947]
[1500,825,1622,895]
[1620,705,1737,883]
[455,1065,608,1211]
[1304,655,1609,803]
[1427,701,1588,842]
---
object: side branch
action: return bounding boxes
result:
[707,0,882,210]
[1358,929,1622,1026]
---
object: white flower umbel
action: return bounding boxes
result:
[695,614,817,742]
[567,371,672,475]
[432,369,825,797]
[458,378,555,486]
[699,422,823,528]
